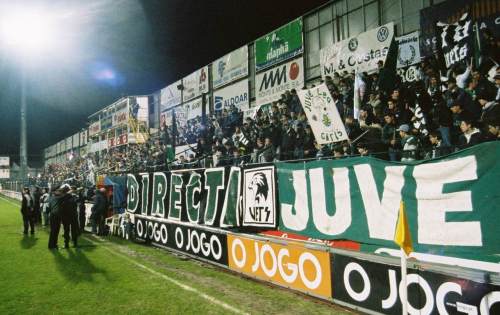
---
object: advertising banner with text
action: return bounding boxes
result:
[160,80,182,111]
[212,46,248,89]
[213,79,249,112]
[183,66,209,102]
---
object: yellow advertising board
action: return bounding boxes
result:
[227,234,332,298]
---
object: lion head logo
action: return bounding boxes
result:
[248,172,269,204]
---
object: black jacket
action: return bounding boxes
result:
[21,194,34,217]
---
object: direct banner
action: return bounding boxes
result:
[297,84,348,144]
[213,79,249,112]
[320,22,394,77]
[331,253,500,314]
[212,46,248,89]
[256,57,304,107]
[396,31,421,69]
[227,234,332,298]
[277,142,500,261]
[160,80,182,111]
[135,216,228,266]
[255,18,303,72]
[242,165,277,228]
[183,66,209,102]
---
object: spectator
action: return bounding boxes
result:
[458,120,482,149]
[397,124,419,161]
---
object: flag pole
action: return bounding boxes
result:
[400,249,408,315]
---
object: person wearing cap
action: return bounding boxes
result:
[397,124,419,161]
[21,187,35,235]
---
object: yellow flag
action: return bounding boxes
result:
[394,201,413,256]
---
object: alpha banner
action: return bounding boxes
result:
[320,22,394,77]
[161,80,182,111]
[212,46,248,89]
[436,13,473,69]
[256,57,304,107]
[242,166,277,227]
[213,79,249,112]
[396,31,421,69]
[331,253,500,314]
[134,216,228,266]
[297,84,348,144]
[277,142,500,261]
[255,18,303,72]
[183,66,209,102]
[227,234,332,298]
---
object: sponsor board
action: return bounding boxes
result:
[242,166,276,227]
[185,97,203,121]
[0,168,10,179]
[227,234,332,298]
[297,84,348,144]
[213,79,249,112]
[255,18,303,72]
[277,142,500,261]
[161,80,182,110]
[0,157,10,167]
[89,121,101,136]
[212,46,248,89]
[396,31,421,68]
[256,57,304,107]
[135,217,228,266]
[332,253,500,314]
[183,66,209,102]
[113,108,128,126]
[259,230,360,251]
[320,23,394,77]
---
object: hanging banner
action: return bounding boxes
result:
[134,217,228,266]
[113,108,129,127]
[185,97,203,121]
[213,46,248,89]
[256,57,304,107]
[89,121,101,137]
[161,80,182,111]
[0,157,9,167]
[255,18,303,72]
[183,66,209,102]
[397,65,422,83]
[227,234,332,298]
[242,166,277,228]
[277,142,500,261]
[419,0,500,57]
[0,169,10,179]
[297,84,348,144]
[396,31,421,69]
[213,79,249,112]
[80,130,88,146]
[320,22,394,77]
[436,13,473,69]
[331,253,500,315]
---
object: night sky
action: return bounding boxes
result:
[0,0,329,166]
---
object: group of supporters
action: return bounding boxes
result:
[20,184,109,250]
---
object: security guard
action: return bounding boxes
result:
[62,186,79,248]
[47,185,67,249]
[21,187,35,235]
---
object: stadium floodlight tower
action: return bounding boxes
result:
[0,6,59,181]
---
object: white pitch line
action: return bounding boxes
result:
[0,196,20,207]
[84,235,249,315]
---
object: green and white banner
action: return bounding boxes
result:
[320,22,394,77]
[212,46,248,89]
[297,84,348,144]
[277,142,500,261]
[255,18,303,72]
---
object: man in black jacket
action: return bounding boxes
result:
[21,187,35,235]
[91,188,107,235]
[61,186,79,248]
[47,186,72,249]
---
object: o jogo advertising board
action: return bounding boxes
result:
[227,234,331,298]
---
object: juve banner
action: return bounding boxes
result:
[320,22,394,77]
[332,253,500,314]
[277,142,500,261]
[297,84,348,144]
[160,80,182,111]
[255,18,303,72]
[242,166,277,227]
[396,31,421,69]
[436,13,473,69]
[213,79,249,112]
[134,216,228,266]
[256,57,304,107]
[212,46,248,89]
[183,66,209,102]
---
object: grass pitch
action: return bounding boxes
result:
[0,196,353,315]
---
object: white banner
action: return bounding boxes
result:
[213,79,249,112]
[135,96,149,126]
[297,84,349,144]
[320,22,394,77]
[0,157,9,167]
[113,107,129,127]
[65,137,72,151]
[256,57,304,107]
[183,66,209,102]
[396,31,421,68]
[160,80,182,110]
[89,121,101,137]
[80,130,88,146]
[160,110,173,127]
[242,166,277,227]
[212,45,248,89]
[72,133,80,148]
[0,169,10,179]
[185,97,203,121]
[175,106,188,127]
